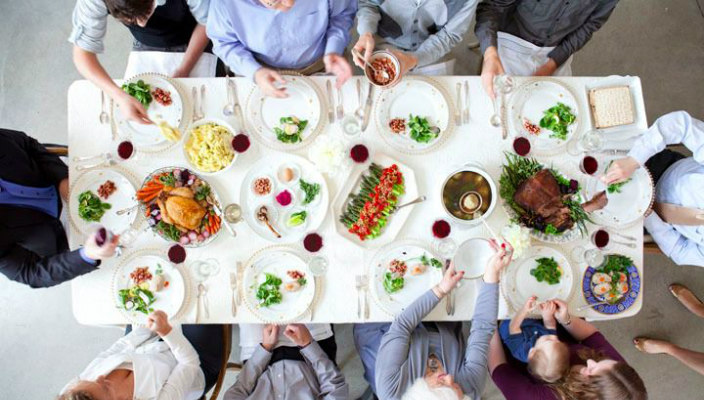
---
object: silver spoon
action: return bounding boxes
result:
[99,91,109,124]
[354,79,364,122]
[116,204,139,216]
[352,49,390,81]
[613,239,637,249]
[391,195,427,213]
[490,96,501,127]
[223,77,235,117]
[577,301,610,311]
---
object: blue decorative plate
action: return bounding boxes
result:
[582,259,641,315]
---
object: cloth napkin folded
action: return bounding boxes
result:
[124,51,217,78]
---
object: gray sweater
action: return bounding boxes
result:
[375,282,499,400]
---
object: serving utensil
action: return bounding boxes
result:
[390,195,427,213]
[455,83,462,126]
[110,98,117,141]
[352,48,389,81]
[116,204,138,216]
[361,82,375,131]
[325,80,335,124]
[463,81,470,123]
[336,86,344,120]
[99,91,109,124]
[354,79,364,122]
[230,272,237,317]
[212,202,236,237]
[577,301,610,311]
[442,260,452,315]
[256,206,281,238]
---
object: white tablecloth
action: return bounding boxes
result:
[67,76,647,325]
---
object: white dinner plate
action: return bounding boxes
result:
[242,249,316,323]
[501,246,575,314]
[70,169,137,236]
[114,73,184,147]
[370,240,443,317]
[240,154,329,243]
[246,75,324,151]
[584,158,654,228]
[374,77,452,154]
[453,238,494,279]
[332,153,418,249]
[113,254,186,325]
[508,79,582,155]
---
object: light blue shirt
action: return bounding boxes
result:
[206,0,357,79]
[628,111,704,267]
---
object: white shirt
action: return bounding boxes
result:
[61,326,205,400]
[628,111,704,267]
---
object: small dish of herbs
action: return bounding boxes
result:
[530,256,562,285]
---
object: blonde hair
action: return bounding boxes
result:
[528,340,570,383]
[549,349,647,400]
[57,392,95,400]
[401,378,471,400]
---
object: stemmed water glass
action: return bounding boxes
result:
[567,129,605,156]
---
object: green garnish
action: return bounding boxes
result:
[407,114,439,143]
[287,211,307,227]
[383,272,405,294]
[195,185,211,201]
[419,254,443,269]
[121,80,152,108]
[274,116,308,144]
[159,173,176,187]
[605,162,632,193]
[544,224,559,235]
[118,286,155,315]
[599,254,633,274]
[539,102,576,140]
[297,277,307,286]
[256,273,283,307]
[78,191,112,222]
[299,178,320,205]
[156,221,182,242]
[530,257,562,285]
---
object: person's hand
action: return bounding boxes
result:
[480,46,505,99]
[83,229,119,260]
[521,295,537,314]
[553,299,571,325]
[534,58,558,76]
[601,157,640,185]
[434,262,464,297]
[352,32,375,68]
[261,324,279,352]
[324,53,352,89]
[484,239,512,283]
[389,49,418,76]
[539,300,557,329]
[283,324,313,347]
[254,68,288,98]
[147,310,172,336]
[582,191,608,213]
[171,65,190,78]
[59,178,69,202]
[115,91,152,124]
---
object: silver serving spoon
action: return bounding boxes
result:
[577,301,610,311]
[352,48,390,81]
[223,76,236,117]
[391,195,427,213]
[490,96,502,127]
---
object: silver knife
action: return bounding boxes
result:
[463,81,470,123]
[236,261,243,305]
[191,86,198,122]
[500,91,508,140]
[200,84,206,120]
[455,83,462,126]
[229,77,244,129]
[325,80,335,124]
[361,82,375,131]
[336,86,344,120]
[443,260,452,315]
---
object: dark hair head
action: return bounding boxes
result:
[57,391,96,400]
[104,0,154,24]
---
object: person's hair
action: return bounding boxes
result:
[549,349,647,400]
[401,378,471,400]
[528,340,570,383]
[57,391,96,400]
[104,0,154,23]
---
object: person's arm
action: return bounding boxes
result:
[458,281,499,394]
[324,0,357,57]
[156,326,204,400]
[412,0,479,67]
[546,0,618,67]
[301,341,349,400]
[206,1,261,79]
[173,25,210,77]
[553,300,598,341]
[356,0,381,36]
[375,289,441,399]
[644,213,704,267]
[224,345,272,400]
[474,0,518,55]
[0,245,98,288]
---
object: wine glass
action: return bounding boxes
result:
[567,130,604,156]
[308,255,329,277]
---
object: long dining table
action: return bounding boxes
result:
[68,75,647,325]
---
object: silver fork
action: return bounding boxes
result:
[355,275,364,319]
[75,156,117,171]
[236,261,243,305]
[455,83,462,126]
[336,86,344,120]
[191,86,199,122]
[361,275,370,319]
[230,272,237,317]
[463,81,470,123]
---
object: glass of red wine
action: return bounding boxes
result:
[116,140,135,161]
[168,244,187,264]
[512,136,531,157]
[232,133,251,153]
[580,155,599,175]
[349,144,369,163]
[591,228,611,250]
[303,232,324,253]
[431,219,457,260]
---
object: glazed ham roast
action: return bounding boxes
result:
[513,169,574,232]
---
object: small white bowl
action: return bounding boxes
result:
[276,163,301,186]
[251,175,276,198]
[182,118,237,176]
[364,50,401,88]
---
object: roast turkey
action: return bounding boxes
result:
[156,186,206,231]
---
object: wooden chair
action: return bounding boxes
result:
[203,324,242,400]
[43,143,68,157]
[643,234,663,255]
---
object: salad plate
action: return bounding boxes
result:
[112,254,186,325]
[332,153,418,249]
[137,167,223,247]
[245,74,325,151]
[584,158,654,228]
[582,254,641,315]
[113,73,185,148]
[508,79,583,156]
[374,76,453,154]
[369,240,443,317]
[70,169,137,237]
[501,246,575,314]
[453,238,494,279]
[242,249,316,323]
[240,154,329,243]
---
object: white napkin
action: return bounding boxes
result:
[124,51,217,78]
[238,323,334,361]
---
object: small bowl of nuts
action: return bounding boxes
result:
[364,50,400,88]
